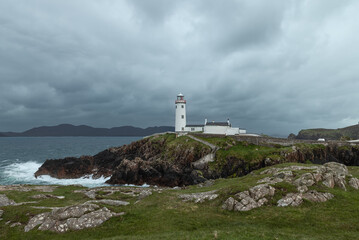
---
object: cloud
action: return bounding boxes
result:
[0,0,359,136]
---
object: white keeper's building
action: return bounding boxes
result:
[175,93,246,135]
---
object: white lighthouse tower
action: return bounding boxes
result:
[175,93,186,132]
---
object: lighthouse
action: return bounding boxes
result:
[175,93,186,132]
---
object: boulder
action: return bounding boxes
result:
[302,190,334,202]
[222,197,237,211]
[229,185,275,211]
[297,185,308,193]
[273,171,293,179]
[324,162,348,176]
[322,173,335,188]
[179,190,218,203]
[334,176,347,190]
[349,178,359,190]
[277,193,303,207]
[24,212,50,232]
[0,194,16,207]
[10,222,22,228]
[24,203,124,233]
[248,184,275,201]
[74,189,97,199]
[294,173,315,187]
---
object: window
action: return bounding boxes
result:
[182,127,184,131]
[176,105,177,109]
[181,115,184,119]
[181,105,184,108]
[191,128,195,131]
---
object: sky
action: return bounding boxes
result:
[1,0,359,136]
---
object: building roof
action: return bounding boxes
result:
[186,124,204,127]
[205,122,230,126]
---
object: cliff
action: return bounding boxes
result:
[35,134,212,187]
[35,134,359,187]
[295,124,359,140]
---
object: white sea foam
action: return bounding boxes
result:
[2,161,111,187]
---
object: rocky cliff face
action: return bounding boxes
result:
[35,134,212,187]
[35,134,359,187]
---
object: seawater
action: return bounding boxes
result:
[0,136,141,187]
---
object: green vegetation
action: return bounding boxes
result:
[148,133,211,163]
[194,135,292,173]
[1,163,359,239]
[296,124,359,140]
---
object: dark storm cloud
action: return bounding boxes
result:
[1,0,359,136]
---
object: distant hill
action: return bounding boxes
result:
[294,124,359,140]
[0,124,174,137]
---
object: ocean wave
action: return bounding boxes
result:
[1,161,111,187]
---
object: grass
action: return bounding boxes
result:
[149,134,212,163]
[1,163,359,239]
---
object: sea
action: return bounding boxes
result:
[0,137,141,187]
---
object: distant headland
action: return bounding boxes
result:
[290,123,359,141]
[0,124,174,137]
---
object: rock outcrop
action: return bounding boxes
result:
[24,203,124,233]
[179,190,218,203]
[0,194,16,207]
[35,135,211,187]
[222,184,275,211]
[223,162,357,212]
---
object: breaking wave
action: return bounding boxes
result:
[1,161,111,188]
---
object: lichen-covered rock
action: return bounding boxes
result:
[10,222,22,228]
[85,199,130,206]
[248,184,275,201]
[24,212,50,232]
[349,178,359,189]
[225,184,275,212]
[297,185,308,193]
[0,194,16,207]
[294,173,315,187]
[222,197,237,211]
[257,177,283,185]
[324,162,349,176]
[322,173,335,188]
[51,204,99,221]
[224,162,354,212]
[302,190,334,202]
[277,193,303,207]
[334,176,347,190]
[273,171,293,179]
[179,190,218,203]
[24,203,124,233]
[74,189,97,199]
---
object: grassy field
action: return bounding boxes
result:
[1,163,359,239]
